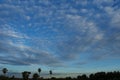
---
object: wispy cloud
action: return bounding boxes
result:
[0,24,29,39]
[0,39,62,66]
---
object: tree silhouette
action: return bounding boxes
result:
[49,70,52,78]
[33,73,39,80]
[0,70,119,80]
[2,68,8,76]
[22,71,31,80]
[38,68,41,77]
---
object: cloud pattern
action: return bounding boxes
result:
[0,0,120,72]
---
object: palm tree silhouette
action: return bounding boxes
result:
[38,68,41,77]
[2,68,8,76]
[49,70,52,78]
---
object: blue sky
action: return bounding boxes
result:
[0,0,120,77]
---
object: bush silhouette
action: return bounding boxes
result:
[22,71,31,80]
[33,73,39,80]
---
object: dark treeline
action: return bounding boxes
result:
[0,71,120,80]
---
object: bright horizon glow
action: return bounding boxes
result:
[0,0,120,78]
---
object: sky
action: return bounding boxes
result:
[0,0,120,78]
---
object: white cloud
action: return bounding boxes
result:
[104,6,120,28]
[111,11,120,28]
[66,14,81,20]
[26,15,31,20]
[0,24,29,39]
[93,0,113,6]
[94,33,104,40]
[76,0,88,6]
[81,9,88,13]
